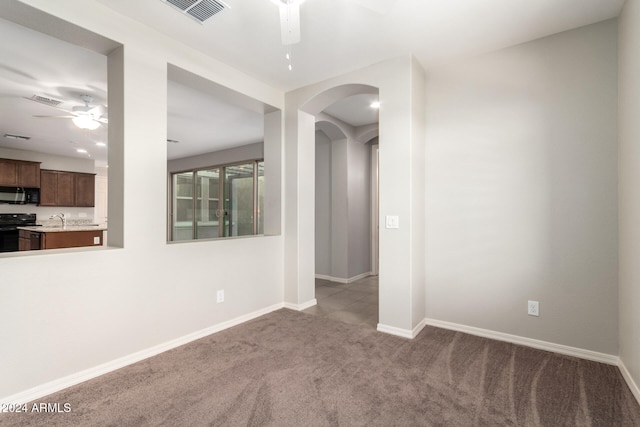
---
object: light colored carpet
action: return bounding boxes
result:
[1,309,639,426]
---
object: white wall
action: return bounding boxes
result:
[0,147,95,173]
[314,128,372,282]
[0,0,284,400]
[330,138,349,279]
[314,131,331,276]
[347,136,371,279]
[618,0,640,398]
[425,19,618,354]
[167,142,263,173]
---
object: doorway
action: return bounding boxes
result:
[307,91,379,328]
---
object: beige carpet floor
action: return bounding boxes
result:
[1,309,639,426]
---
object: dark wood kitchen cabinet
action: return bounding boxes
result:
[40,170,74,206]
[0,158,41,187]
[18,162,41,187]
[41,230,103,249]
[18,229,41,251]
[74,173,96,207]
[40,170,94,207]
[19,229,103,250]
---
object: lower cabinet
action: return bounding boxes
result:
[18,230,41,251]
[19,229,103,250]
[42,230,103,249]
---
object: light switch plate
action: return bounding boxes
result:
[385,215,399,229]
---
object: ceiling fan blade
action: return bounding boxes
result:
[279,2,300,45]
[89,104,107,117]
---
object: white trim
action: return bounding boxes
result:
[315,274,338,282]
[377,323,413,338]
[347,271,373,283]
[376,318,427,339]
[283,298,317,311]
[412,318,427,338]
[423,318,618,365]
[314,272,372,284]
[619,359,640,405]
[0,303,285,406]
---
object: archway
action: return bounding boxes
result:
[285,84,378,309]
[283,57,426,337]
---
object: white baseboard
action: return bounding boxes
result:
[422,318,618,365]
[0,302,286,406]
[283,298,317,311]
[315,272,372,284]
[619,359,640,405]
[377,319,426,339]
[382,317,638,405]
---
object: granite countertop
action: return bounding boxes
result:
[18,225,107,233]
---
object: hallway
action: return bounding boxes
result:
[302,276,378,329]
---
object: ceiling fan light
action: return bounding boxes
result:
[72,115,100,130]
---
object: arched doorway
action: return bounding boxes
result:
[283,83,380,321]
[283,57,426,338]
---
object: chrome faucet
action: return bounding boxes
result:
[50,213,66,228]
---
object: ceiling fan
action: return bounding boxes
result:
[269,0,397,70]
[30,94,108,130]
[270,0,303,46]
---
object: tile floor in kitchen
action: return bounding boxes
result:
[302,275,379,329]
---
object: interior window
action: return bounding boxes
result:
[171,160,263,241]
[167,63,280,241]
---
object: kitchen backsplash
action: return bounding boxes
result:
[38,217,100,227]
[0,204,100,225]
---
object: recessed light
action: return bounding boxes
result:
[370,101,380,109]
[96,142,106,147]
[76,148,88,154]
[3,133,31,141]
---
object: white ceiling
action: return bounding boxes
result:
[0,0,625,164]
[167,78,265,159]
[0,17,109,162]
[97,0,624,91]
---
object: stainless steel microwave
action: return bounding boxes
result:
[0,187,40,205]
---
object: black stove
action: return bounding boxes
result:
[0,213,37,252]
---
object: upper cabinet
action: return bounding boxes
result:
[74,173,96,207]
[0,158,41,187]
[40,169,95,207]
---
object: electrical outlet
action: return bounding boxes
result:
[528,300,539,316]
[217,290,224,304]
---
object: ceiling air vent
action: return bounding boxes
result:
[28,95,63,107]
[162,0,228,24]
